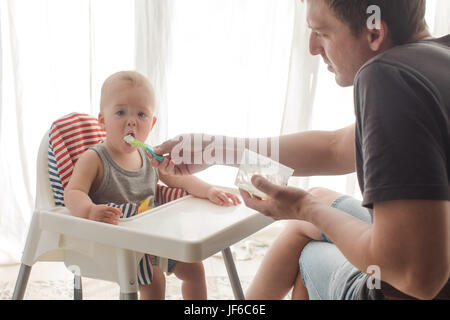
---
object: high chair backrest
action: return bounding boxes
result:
[36,130,57,210]
[48,113,106,207]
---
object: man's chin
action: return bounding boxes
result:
[334,74,354,87]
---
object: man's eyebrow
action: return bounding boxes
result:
[307,23,326,31]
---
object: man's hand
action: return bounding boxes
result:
[87,204,123,225]
[153,134,218,175]
[239,175,319,221]
[148,154,178,175]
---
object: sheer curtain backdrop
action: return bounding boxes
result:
[0,0,449,265]
[0,0,135,265]
[135,0,175,146]
[159,0,298,188]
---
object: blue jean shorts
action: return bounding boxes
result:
[298,195,373,300]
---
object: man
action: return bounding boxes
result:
[152,0,450,300]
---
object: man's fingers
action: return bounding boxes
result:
[161,158,170,170]
[239,189,270,216]
[166,160,176,175]
[154,136,182,155]
[147,152,161,168]
[151,158,160,168]
[251,175,279,198]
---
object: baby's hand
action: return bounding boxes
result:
[88,204,123,225]
[206,187,242,207]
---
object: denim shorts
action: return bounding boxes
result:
[298,195,373,300]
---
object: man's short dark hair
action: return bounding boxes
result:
[319,0,428,45]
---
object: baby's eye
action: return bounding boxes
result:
[116,110,125,116]
[138,112,147,118]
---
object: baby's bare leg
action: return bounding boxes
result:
[139,265,166,300]
[246,187,345,300]
[245,220,322,300]
[173,262,207,300]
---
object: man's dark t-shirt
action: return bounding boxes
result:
[353,35,450,299]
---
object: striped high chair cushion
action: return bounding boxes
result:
[47,112,187,284]
[48,113,106,206]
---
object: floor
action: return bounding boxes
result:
[0,222,289,300]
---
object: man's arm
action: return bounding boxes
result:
[278,123,356,176]
[242,176,450,299]
[153,123,356,177]
[305,198,450,300]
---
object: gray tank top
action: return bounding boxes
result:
[88,143,159,206]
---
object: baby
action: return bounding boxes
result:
[64,71,241,300]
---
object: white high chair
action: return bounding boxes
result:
[12,127,273,300]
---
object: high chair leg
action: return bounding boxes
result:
[222,247,245,300]
[117,248,138,300]
[13,212,42,300]
[74,275,83,300]
[12,264,32,300]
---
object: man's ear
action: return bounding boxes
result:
[152,116,157,130]
[98,113,105,129]
[367,20,389,52]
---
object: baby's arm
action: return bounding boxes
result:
[64,150,122,225]
[159,172,241,207]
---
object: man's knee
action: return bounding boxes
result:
[298,241,318,283]
[307,187,344,207]
[284,220,322,241]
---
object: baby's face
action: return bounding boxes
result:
[99,80,156,154]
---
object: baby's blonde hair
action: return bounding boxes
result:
[100,71,155,112]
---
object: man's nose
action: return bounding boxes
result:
[309,32,324,56]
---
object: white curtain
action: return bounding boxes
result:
[432,0,450,37]
[279,1,320,191]
[0,0,449,265]
[135,0,175,146]
[0,0,135,265]
[155,0,297,187]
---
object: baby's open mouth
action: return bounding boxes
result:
[124,133,135,146]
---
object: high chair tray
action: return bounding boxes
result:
[39,195,273,263]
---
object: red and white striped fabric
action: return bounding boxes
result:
[156,184,187,206]
[49,113,106,189]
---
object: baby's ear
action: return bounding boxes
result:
[98,113,105,129]
[151,116,157,129]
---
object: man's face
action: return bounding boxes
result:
[306,0,374,87]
